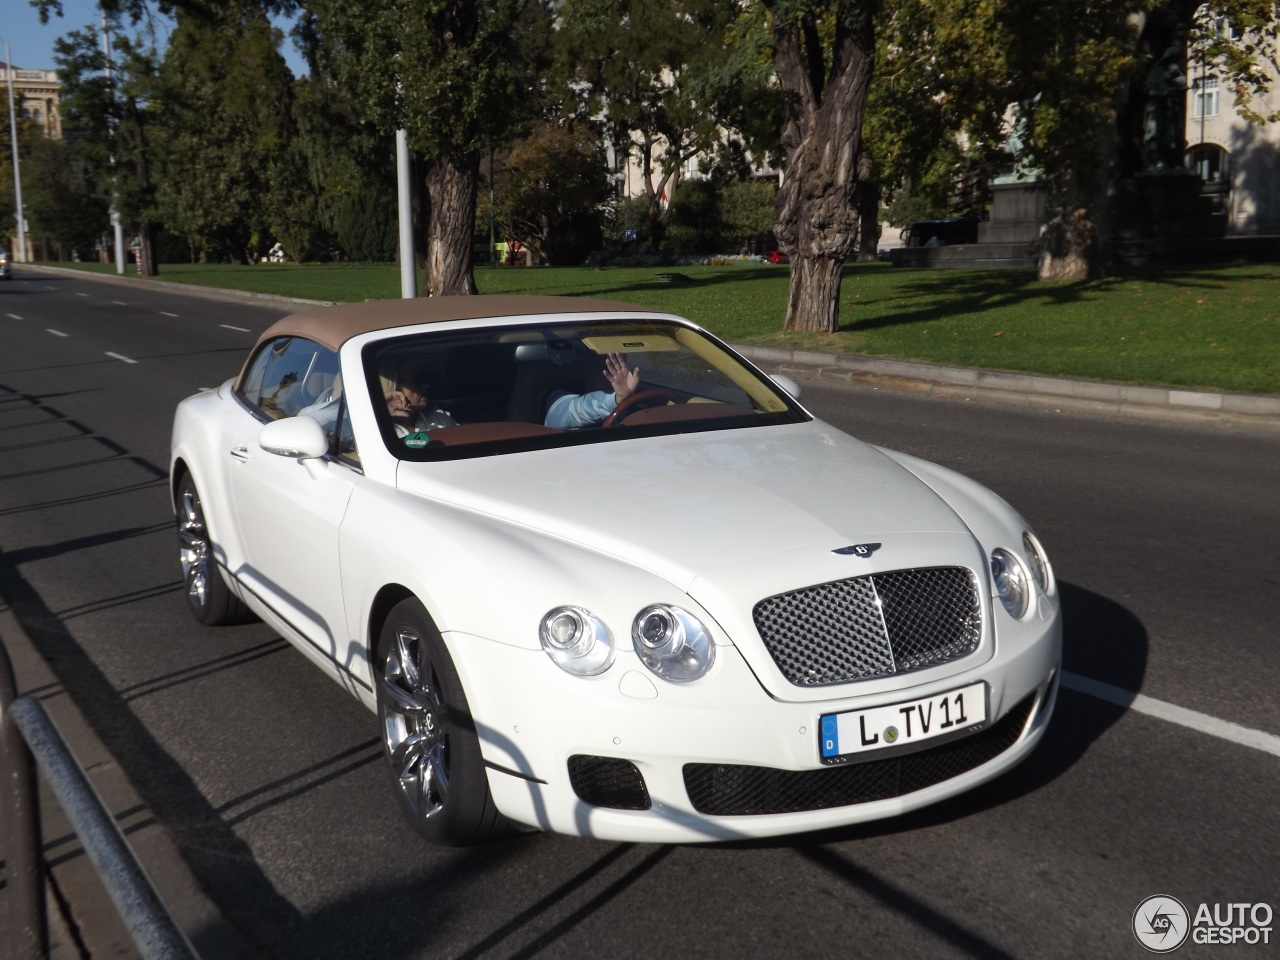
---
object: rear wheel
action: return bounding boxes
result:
[176,473,251,625]
[375,598,509,845]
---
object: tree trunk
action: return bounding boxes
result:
[137,223,158,278]
[785,255,844,329]
[1038,172,1107,280]
[646,193,667,252]
[856,155,880,261]
[768,2,876,333]
[1039,207,1102,280]
[425,151,479,296]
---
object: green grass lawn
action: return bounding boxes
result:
[58,258,1280,395]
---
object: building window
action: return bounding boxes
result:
[1186,143,1229,183]
[1193,76,1220,118]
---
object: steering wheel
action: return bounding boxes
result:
[602,389,683,427]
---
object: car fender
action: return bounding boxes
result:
[170,380,249,579]
[338,478,718,689]
[873,446,1061,647]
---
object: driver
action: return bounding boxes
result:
[380,363,458,438]
[545,352,640,429]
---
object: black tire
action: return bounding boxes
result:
[175,472,252,626]
[375,598,510,845]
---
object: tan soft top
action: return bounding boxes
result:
[253,295,672,353]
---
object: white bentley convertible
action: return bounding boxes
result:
[170,295,1061,845]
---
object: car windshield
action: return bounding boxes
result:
[362,318,808,460]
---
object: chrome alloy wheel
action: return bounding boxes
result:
[381,625,450,821]
[178,486,213,609]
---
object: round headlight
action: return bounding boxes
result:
[631,604,715,682]
[539,606,614,676]
[990,548,1030,620]
[1021,531,1053,595]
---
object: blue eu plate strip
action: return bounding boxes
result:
[821,715,839,758]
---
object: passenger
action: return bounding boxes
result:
[545,352,640,429]
[381,371,457,437]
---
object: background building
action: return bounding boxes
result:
[1184,23,1280,236]
[2,60,62,140]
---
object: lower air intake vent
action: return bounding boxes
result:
[568,755,651,810]
[682,693,1035,816]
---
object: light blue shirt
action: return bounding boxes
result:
[545,390,617,429]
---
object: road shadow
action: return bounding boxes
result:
[0,384,305,958]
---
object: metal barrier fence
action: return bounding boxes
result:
[1,641,198,960]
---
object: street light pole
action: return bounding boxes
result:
[3,40,29,263]
[396,129,415,298]
[102,13,125,274]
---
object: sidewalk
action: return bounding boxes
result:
[0,603,250,959]
[26,262,1280,430]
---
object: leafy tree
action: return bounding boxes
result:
[664,177,719,253]
[150,2,297,264]
[0,103,37,250]
[557,0,774,252]
[995,0,1137,280]
[283,74,398,261]
[719,178,778,251]
[19,132,109,260]
[307,0,552,294]
[491,119,610,265]
[47,16,164,272]
[1003,0,1278,280]
[862,0,1011,257]
[1188,1,1280,125]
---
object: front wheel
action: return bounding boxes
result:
[375,598,509,845]
[175,472,251,625]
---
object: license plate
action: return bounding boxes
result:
[819,682,988,761]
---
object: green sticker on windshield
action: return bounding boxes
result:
[403,431,430,449]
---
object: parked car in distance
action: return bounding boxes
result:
[0,250,12,279]
[170,295,1061,846]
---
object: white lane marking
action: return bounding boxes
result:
[76,292,89,297]
[1062,671,1280,758]
[220,324,250,332]
[47,329,69,337]
[161,311,180,317]
[45,285,56,290]
[113,300,127,305]
[105,352,138,364]
[6,313,22,320]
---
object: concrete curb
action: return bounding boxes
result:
[23,262,332,309]
[733,344,1280,429]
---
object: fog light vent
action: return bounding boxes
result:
[568,755,651,810]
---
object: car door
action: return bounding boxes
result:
[228,337,363,672]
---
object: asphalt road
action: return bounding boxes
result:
[1,269,1276,959]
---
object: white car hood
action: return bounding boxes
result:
[396,420,975,594]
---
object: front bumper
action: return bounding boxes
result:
[448,612,1060,843]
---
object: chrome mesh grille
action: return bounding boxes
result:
[752,567,982,686]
